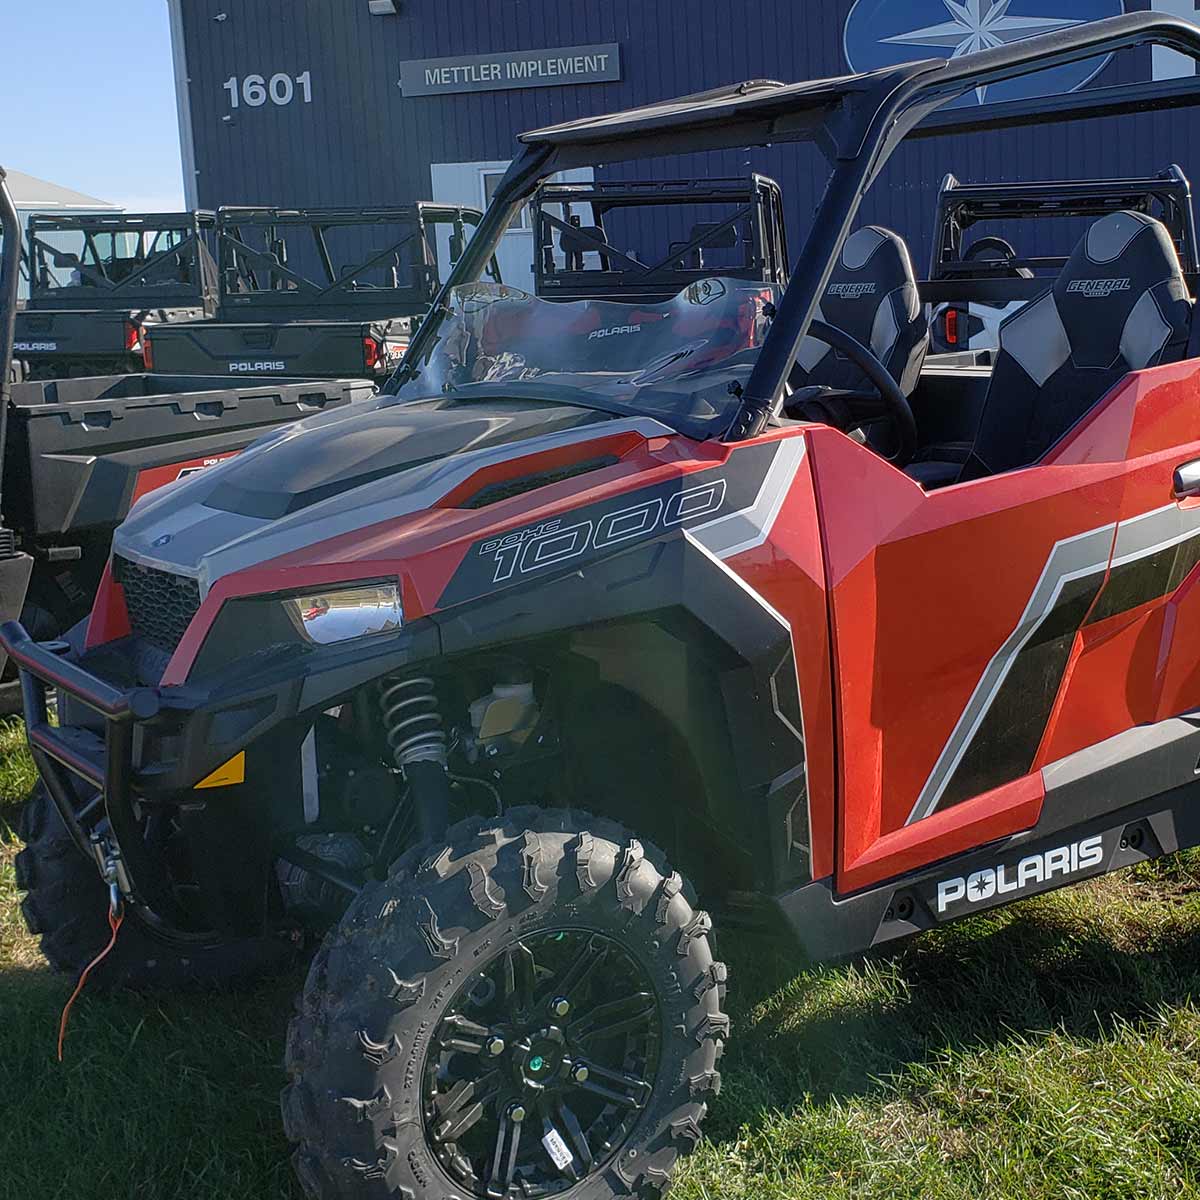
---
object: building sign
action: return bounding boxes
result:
[399,43,621,97]
[843,0,1125,107]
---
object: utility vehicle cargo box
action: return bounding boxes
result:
[5,373,375,538]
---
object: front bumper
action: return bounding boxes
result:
[0,616,437,914]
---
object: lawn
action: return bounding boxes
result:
[1,713,1198,1200]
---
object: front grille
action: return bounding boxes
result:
[113,556,201,655]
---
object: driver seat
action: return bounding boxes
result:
[791,225,930,397]
[913,210,1192,487]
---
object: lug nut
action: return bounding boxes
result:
[550,996,571,1018]
[486,1036,506,1057]
[509,1105,527,1123]
[572,1065,590,1084]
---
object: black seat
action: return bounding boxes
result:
[792,226,929,397]
[946,210,1192,483]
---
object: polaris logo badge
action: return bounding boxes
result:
[588,324,642,341]
[14,341,57,352]
[1066,278,1131,298]
[827,282,876,299]
[228,360,287,372]
[936,834,1104,913]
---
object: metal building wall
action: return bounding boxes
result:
[176,0,1200,269]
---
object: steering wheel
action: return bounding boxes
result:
[785,319,918,467]
[964,235,1022,271]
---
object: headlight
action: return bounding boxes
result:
[283,582,402,645]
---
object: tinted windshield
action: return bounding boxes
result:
[393,278,778,437]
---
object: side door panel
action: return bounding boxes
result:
[1037,362,1200,761]
[808,428,1125,893]
[812,361,1200,896]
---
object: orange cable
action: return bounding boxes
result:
[57,906,123,1062]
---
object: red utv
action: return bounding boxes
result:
[7,13,1200,1200]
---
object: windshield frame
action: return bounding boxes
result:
[387,13,1200,441]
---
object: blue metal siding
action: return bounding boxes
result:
[179,0,1200,267]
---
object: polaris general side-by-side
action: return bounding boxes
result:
[15,210,218,379]
[10,14,1200,1200]
[146,204,492,380]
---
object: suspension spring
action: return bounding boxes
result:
[379,674,447,769]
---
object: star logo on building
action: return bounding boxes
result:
[882,0,1084,101]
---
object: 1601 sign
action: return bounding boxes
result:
[223,71,313,109]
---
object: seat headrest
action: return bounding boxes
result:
[1053,210,1190,370]
[818,226,921,330]
[793,225,927,396]
[836,225,915,278]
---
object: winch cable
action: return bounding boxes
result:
[56,897,124,1062]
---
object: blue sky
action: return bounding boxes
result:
[0,0,184,210]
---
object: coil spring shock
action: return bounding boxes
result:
[379,673,447,769]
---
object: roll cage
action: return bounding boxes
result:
[215,203,493,322]
[531,175,788,303]
[394,11,1200,440]
[26,210,218,312]
[927,164,1200,306]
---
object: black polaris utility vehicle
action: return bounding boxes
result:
[146,204,489,380]
[10,15,1200,1200]
[14,210,218,380]
[927,164,1199,352]
[532,175,788,302]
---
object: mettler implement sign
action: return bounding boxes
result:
[399,43,621,96]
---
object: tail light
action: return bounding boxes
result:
[125,320,143,354]
[141,330,155,371]
[944,307,959,347]
[363,336,381,371]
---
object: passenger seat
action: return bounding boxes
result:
[913,210,1193,487]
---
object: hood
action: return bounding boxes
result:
[113,391,621,594]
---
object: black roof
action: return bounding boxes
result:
[521,12,1200,162]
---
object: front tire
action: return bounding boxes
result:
[15,784,297,990]
[284,806,728,1199]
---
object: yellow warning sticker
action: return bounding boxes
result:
[195,751,246,790]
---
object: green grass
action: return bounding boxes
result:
[1,715,1198,1199]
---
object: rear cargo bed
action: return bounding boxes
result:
[6,373,376,538]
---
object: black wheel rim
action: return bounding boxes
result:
[422,928,662,1198]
